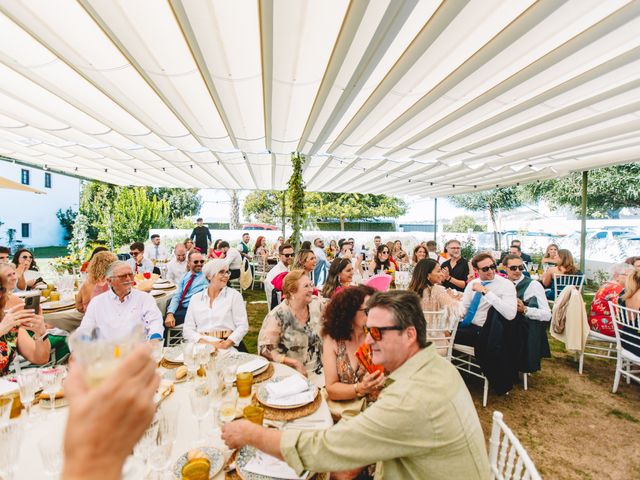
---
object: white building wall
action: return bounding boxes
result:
[0,161,81,248]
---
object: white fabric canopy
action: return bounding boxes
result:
[0,0,638,195]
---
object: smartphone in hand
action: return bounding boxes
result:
[24,294,41,314]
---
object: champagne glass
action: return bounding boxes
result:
[218,390,237,426]
[38,366,66,413]
[147,436,173,480]
[133,420,159,470]
[223,364,236,392]
[39,436,63,478]
[16,369,39,423]
[190,383,210,445]
[183,342,198,379]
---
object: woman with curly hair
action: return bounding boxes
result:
[321,258,353,299]
[321,285,384,401]
[75,251,118,313]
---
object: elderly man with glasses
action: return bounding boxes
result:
[76,261,163,341]
[222,290,489,479]
[456,253,517,348]
[165,251,208,330]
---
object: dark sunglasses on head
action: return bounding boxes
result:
[479,264,497,272]
[192,260,205,264]
[508,265,525,271]
[363,325,403,341]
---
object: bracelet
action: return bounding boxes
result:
[279,355,287,364]
[354,382,362,398]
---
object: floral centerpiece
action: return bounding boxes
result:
[50,256,82,275]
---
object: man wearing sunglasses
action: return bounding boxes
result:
[264,243,294,306]
[503,254,550,323]
[126,242,154,275]
[456,253,517,347]
[221,290,489,479]
[165,251,208,331]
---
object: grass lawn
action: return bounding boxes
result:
[240,282,640,479]
[33,246,68,258]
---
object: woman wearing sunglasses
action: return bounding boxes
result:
[12,248,41,291]
[368,244,397,276]
[182,259,249,351]
[258,269,324,380]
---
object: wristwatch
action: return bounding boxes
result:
[34,332,49,342]
[523,307,529,316]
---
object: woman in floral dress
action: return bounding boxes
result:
[589,263,634,336]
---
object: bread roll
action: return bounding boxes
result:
[175,365,188,380]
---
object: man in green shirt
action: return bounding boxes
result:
[222,290,490,479]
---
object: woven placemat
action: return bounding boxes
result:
[229,468,327,479]
[160,359,183,369]
[42,305,75,314]
[252,362,274,384]
[255,390,321,421]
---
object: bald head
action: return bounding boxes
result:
[174,244,187,262]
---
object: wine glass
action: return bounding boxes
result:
[223,364,236,392]
[0,419,24,480]
[38,366,66,413]
[183,342,198,379]
[133,420,159,470]
[38,436,63,478]
[190,383,210,445]
[16,369,39,423]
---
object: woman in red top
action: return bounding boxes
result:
[208,239,225,259]
[589,263,634,336]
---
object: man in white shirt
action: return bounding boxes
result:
[127,242,154,275]
[145,234,168,262]
[165,244,188,284]
[456,253,517,347]
[265,243,294,307]
[503,254,551,322]
[220,241,242,280]
[77,261,164,341]
[369,236,382,259]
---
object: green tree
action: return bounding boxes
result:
[79,181,117,241]
[288,153,305,249]
[305,192,407,231]
[243,191,286,225]
[56,207,78,241]
[449,187,524,249]
[147,187,201,226]
[523,164,640,218]
[98,188,170,248]
[443,215,486,233]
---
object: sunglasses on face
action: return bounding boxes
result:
[508,265,525,271]
[192,260,205,265]
[130,251,141,256]
[381,251,389,255]
[282,253,294,258]
[363,325,403,341]
[21,255,33,260]
[479,264,497,272]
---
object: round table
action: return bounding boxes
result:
[16,360,333,479]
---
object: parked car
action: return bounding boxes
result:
[241,223,278,231]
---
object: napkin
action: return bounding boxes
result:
[266,375,315,405]
[0,378,18,396]
[243,451,308,479]
[237,358,267,374]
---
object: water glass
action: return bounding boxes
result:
[236,372,253,398]
[39,436,63,478]
[243,405,264,425]
[17,369,39,421]
[183,342,198,378]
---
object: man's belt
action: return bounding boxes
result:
[203,329,232,340]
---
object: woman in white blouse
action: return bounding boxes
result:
[183,259,249,351]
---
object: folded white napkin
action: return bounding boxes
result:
[243,451,308,479]
[0,378,19,396]
[269,389,316,406]
[266,375,310,401]
[237,358,268,374]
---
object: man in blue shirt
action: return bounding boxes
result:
[164,251,208,330]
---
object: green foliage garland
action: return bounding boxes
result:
[287,153,305,250]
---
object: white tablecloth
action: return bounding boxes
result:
[16,361,333,479]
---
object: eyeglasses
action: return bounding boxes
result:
[111,273,134,280]
[192,260,205,265]
[282,253,294,258]
[363,325,403,341]
[508,265,525,271]
[217,270,230,276]
[479,264,497,272]
[381,251,389,255]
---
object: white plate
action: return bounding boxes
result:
[163,346,184,363]
[172,447,224,479]
[153,282,175,289]
[41,299,75,310]
[150,290,165,297]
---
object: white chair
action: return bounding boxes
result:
[577,329,617,375]
[423,310,459,361]
[489,411,542,480]
[553,273,585,300]
[166,325,184,346]
[451,343,489,407]
[609,302,640,393]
